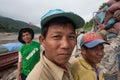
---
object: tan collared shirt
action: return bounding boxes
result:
[26,51,73,80]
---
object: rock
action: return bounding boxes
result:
[100,33,120,74]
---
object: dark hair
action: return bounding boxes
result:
[18,28,34,43]
[41,16,75,38]
[116,0,120,1]
[82,45,88,49]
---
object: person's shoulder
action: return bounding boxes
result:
[18,44,25,51]
[32,41,40,44]
[71,57,81,69]
[27,61,53,80]
[32,41,40,46]
[26,61,44,80]
[77,34,84,40]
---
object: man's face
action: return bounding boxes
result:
[22,32,32,44]
[82,44,105,67]
[40,23,76,66]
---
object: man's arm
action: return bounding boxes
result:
[17,52,22,80]
[17,62,22,80]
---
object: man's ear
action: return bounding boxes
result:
[39,35,45,47]
[81,47,86,55]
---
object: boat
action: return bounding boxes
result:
[0,51,18,71]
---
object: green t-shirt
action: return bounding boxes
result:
[19,41,40,76]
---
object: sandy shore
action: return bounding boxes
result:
[0,32,17,44]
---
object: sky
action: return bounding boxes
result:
[0,0,108,27]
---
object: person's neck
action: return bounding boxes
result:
[44,52,67,70]
[90,64,97,68]
[82,55,97,68]
[85,60,97,68]
[61,65,67,71]
[83,57,96,68]
[26,41,32,45]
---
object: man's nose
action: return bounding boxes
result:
[61,38,70,49]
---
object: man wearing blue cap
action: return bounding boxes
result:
[71,32,109,80]
[26,9,85,80]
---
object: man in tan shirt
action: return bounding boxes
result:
[26,9,85,80]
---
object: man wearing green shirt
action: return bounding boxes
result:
[17,28,40,80]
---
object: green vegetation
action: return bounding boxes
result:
[82,19,94,31]
[77,3,106,32]
[76,19,94,32]
[0,16,41,33]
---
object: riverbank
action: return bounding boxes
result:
[0,32,40,44]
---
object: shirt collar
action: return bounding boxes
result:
[80,56,100,70]
[41,51,68,80]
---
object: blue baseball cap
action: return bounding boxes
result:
[41,9,85,29]
[81,32,110,48]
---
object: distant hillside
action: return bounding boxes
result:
[0,16,41,33]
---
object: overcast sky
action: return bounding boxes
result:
[0,0,108,27]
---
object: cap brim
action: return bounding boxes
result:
[85,39,110,48]
[41,12,85,29]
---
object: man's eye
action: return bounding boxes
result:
[69,35,75,39]
[53,36,61,39]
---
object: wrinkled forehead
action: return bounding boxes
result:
[47,24,75,34]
